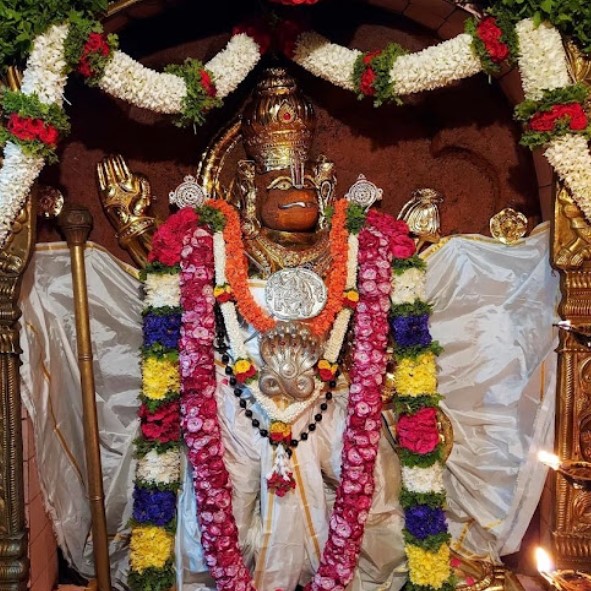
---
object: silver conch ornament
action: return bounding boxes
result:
[345,174,383,210]
[169,175,206,208]
[259,322,322,402]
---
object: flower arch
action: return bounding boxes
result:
[0,1,583,590]
[1,1,588,250]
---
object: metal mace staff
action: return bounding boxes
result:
[58,204,112,591]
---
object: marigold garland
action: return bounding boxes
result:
[208,198,349,337]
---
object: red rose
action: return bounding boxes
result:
[200,70,217,98]
[232,19,272,54]
[7,114,35,141]
[391,234,416,259]
[397,407,440,455]
[362,50,381,65]
[140,400,181,443]
[487,40,509,62]
[148,207,200,265]
[529,110,556,132]
[359,68,376,96]
[477,17,509,63]
[38,123,59,146]
[566,103,588,131]
[85,32,110,56]
[77,58,94,78]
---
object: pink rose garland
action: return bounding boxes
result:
[179,226,255,591]
[178,210,404,591]
[305,216,395,591]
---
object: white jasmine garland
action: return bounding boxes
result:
[292,32,361,92]
[205,34,261,99]
[144,272,180,308]
[220,301,248,359]
[391,267,426,306]
[515,19,570,101]
[249,378,325,424]
[401,463,445,494]
[323,309,352,363]
[20,23,70,105]
[545,134,591,221]
[0,143,45,247]
[345,234,359,289]
[213,232,226,285]
[392,34,482,95]
[137,448,181,485]
[99,51,186,113]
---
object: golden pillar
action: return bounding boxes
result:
[0,197,36,590]
[551,186,591,568]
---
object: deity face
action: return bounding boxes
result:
[255,166,320,232]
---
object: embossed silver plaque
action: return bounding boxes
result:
[265,268,327,320]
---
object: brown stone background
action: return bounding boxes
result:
[36,0,543,268]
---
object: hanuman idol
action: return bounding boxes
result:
[122,68,451,591]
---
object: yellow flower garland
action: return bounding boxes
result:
[142,357,180,400]
[130,525,175,573]
[406,543,451,589]
[393,351,437,396]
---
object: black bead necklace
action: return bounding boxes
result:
[214,306,337,455]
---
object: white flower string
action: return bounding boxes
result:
[391,34,481,95]
[0,28,262,248]
[212,227,357,424]
[3,14,591,248]
[292,31,361,91]
[515,19,570,101]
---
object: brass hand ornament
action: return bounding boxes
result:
[96,154,156,268]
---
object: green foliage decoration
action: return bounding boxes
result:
[0,1,107,71]
[352,43,407,106]
[479,0,591,55]
[164,59,222,128]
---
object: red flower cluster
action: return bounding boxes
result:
[139,400,181,443]
[232,19,272,54]
[78,32,111,78]
[476,17,510,63]
[266,472,296,497]
[397,407,440,455]
[366,210,416,259]
[359,50,381,97]
[529,103,588,133]
[7,114,59,146]
[200,70,217,98]
[149,207,200,266]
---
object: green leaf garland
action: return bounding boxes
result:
[164,59,222,128]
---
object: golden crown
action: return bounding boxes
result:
[241,68,316,173]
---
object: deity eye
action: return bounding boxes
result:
[268,178,293,191]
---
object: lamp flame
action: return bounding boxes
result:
[535,547,554,574]
[538,450,561,471]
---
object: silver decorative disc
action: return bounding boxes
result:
[345,173,383,209]
[265,268,327,321]
[169,175,206,208]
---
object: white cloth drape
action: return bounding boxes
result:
[19,225,559,588]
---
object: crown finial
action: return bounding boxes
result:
[241,67,316,173]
